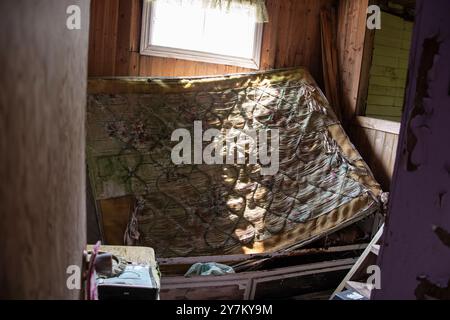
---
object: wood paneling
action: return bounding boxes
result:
[0,0,90,299]
[100,196,134,245]
[337,0,369,124]
[336,1,403,192]
[335,0,402,190]
[365,12,412,122]
[350,121,399,191]
[89,0,336,83]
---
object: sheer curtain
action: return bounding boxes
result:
[145,0,269,23]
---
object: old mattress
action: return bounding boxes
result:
[86,67,382,258]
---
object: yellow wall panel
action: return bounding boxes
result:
[366,12,413,122]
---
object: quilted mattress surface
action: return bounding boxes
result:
[87,68,382,257]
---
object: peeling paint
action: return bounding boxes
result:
[433,226,450,248]
[415,276,450,300]
[405,35,441,172]
[438,192,447,209]
[445,163,450,176]
[415,226,450,299]
[373,0,450,300]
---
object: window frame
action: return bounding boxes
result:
[140,1,264,69]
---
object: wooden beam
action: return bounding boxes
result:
[161,259,356,300]
[356,0,377,117]
[337,0,370,123]
[330,225,384,300]
[260,0,281,70]
[162,258,357,284]
[354,116,401,134]
[158,244,368,266]
[321,7,343,122]
[115,0,133,76]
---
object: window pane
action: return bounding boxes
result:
[150,0,205,51]
[149,0,257,59]
[203,5,256,58]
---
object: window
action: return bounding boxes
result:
[140,0,264,69]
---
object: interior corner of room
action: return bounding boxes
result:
[85,0,414,300]
[3,0,450,302]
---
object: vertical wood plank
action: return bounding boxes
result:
[129,0,142,52]
[350,123,400,191]
[260,0,280,70]
[115,0,133,76]
[89,0,106,76]
[337,0,369,124]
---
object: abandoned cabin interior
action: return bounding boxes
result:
[1,0,450,301]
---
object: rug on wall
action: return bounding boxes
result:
[86,67,382,258]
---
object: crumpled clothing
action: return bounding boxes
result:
[184,262,235,277]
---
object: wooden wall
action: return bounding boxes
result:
[337,0,402,191]
[0,0,90,299]
[88,0,336,84]
[351,117,400,191]
[88,0,402,190]
[88,0,404,184]
[337,0,370,123]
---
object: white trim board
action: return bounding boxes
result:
[354,116,401,135]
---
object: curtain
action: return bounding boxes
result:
[146,0,269,23]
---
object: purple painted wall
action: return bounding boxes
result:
[373,0,450,300]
